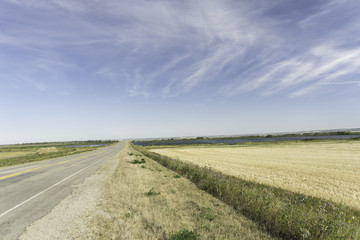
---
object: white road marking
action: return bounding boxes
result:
[0,158,103,218]
[0,150,106,180]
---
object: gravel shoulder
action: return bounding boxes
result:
[19,147,120,240]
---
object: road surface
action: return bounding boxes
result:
[0,142,124,240]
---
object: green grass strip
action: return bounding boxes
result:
[0,147,96,167]
[132,144,360,240]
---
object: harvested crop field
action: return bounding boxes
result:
[0,151,33,159]
[150,140,360,209]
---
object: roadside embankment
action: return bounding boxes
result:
[92,143,274,239]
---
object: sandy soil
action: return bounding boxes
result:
[19,148,120,240]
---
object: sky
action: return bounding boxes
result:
[1,0,360,144]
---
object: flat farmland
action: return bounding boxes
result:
[0,141,116,167]
[150,140,360,209]
[0,151,33,159]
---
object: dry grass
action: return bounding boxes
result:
[93,143,274,240]
[0,151,34,159]
[36,147,58,154]
[150,140,360,209]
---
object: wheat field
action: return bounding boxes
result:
[150,141,360,209]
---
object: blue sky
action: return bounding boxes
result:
[1,0,360,144]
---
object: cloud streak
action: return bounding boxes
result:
[1,0,360,99]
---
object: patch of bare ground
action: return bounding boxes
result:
[92,143,274,240]
[36,147,58,154]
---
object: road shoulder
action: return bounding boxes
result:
[19,145,120,240]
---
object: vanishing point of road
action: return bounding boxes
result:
[0,142,124,240]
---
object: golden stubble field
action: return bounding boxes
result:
[150,141,360,209]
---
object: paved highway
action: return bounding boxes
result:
[0,142,124,240]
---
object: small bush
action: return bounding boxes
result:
[129,159,146,164]
[169,230,201,240]
[174,174,181,178]
[144,187,160,196]
[200,207,215,221]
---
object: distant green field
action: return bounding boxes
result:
[0,140,117,167]
[0,151,34,160]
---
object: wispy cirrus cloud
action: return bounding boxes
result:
[219,0,360,98]
[224,43,360,97]
[1,0,359,99]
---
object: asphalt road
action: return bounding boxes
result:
[0,142,124,240]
